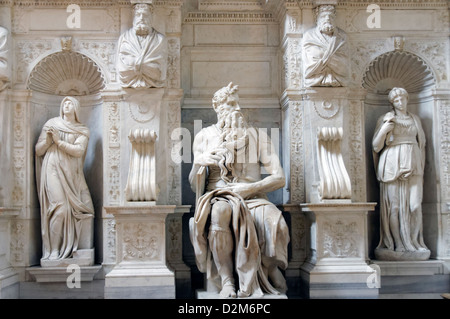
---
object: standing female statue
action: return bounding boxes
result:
[35,96,94,262]
[372,87,430,260]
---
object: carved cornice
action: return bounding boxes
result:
[1,0,120,7]
[103,205,177,216]
[184,11,276,24]
[281,0,448,7]
[199,0,264,11]
[1,0,446,9]
[272,0,448,10]
[0,0,184,7]
[301,202,377,212]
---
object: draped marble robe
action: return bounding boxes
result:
[35,98,94,261]
[117,28,167,88]
[303,26,348,87]
[189,125,289,297]
[372,111,427,254]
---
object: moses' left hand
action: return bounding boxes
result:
[224,182,255,199]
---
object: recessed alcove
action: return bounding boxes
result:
[362,50,439,259]
[27,50,106,265]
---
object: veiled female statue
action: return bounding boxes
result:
[372,87,430,260]
[35,96,94,262]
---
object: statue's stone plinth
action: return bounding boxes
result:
[0,207,20,298]
[300,202,379,299]
[104,205,176,299]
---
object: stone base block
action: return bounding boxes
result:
[40,249,95,267]
[19,279,105,299]
[103,205,177,299]
[104,285,175,299]
[105,266,175,298]
[196,290,288,299]
[0,267,19,299]
[196,278,288,299]
[372,259,445,276]
[372,260,450,296]
[299,202,378,299]
[375,248,431,261]
[27,264,102,283]
[301,262,379,299]
[285,265,303,298]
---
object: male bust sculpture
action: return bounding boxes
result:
[303,4,348,87]
[189,83,290,298]
[117,3,167,88]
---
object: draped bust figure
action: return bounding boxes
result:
[0,26,9,91]
[189,83,290,298]
[372,87,430,261]
[35,96,94,262]
[303,4,348,87]
[117,3,167,88]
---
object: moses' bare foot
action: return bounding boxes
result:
[220,283,236,298]
[269,267,287,294]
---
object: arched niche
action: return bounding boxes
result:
[362,50,439,258]
[27,50,106,262]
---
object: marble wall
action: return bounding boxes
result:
[0,0,449,298]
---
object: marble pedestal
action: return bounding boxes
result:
[282,204,307,298]
[300,202,378,299]
[25,215,100,294]
[27,265,102,282]
[166,205,192,298]
[104,205,176,299]
[371,259,450,297]
[0,208,20,298]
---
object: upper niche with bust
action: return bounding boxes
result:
[28,51,105,96]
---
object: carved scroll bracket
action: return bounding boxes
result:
[124,128,159,202]
[316,126,352,201]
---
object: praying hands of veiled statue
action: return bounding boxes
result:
[117,3,167,88]
[35,96,94,262]
[189,83,290,298]
[372,87,430,261]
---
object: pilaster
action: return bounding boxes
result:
[300,202,378,298]
[104,205,176,299]
[0,207,20,298]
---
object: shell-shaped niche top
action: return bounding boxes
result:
[28,51,105,96]
[362,51,435,95]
